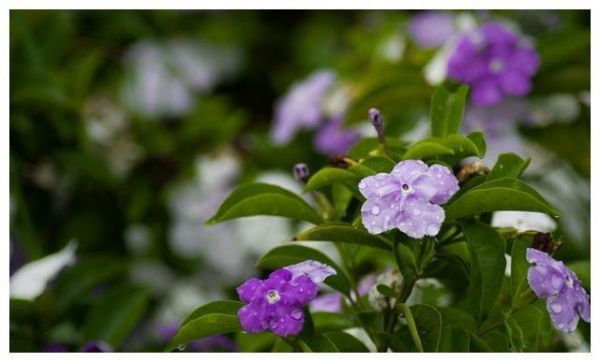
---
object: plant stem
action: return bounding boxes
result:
[399,303,423,352]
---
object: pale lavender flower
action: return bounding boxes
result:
[359,160,459,238]
[237,260,336,336]
[271,71,335,145]
[527,248,590,333]
[310,273,377,313]
[408,11,456,49]
[447,22,540,106]
[313,118,360,156]
[310,293,343,313]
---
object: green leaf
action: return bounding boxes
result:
[359,156,396,173]
[430,85,469,137]
[376,284,394,297]
[505,304,544,352]
[304,168,362,198]
[207,182,322,225]
[482,330,510,352]
[439,326,470,352]
[402,133,485,165]
[325,331,370,352]
[347,138,380,159]
[256,245,351,295]
[84,285,150,349]
[398,304,442,352]
[237,332,277,352]
[488,153,531,180]
[376,332,409,351]
[182,301,243,325]
[294,223,391,250]
[510,236,532,306]
[312,312,355,333]
[463,222,507,324]
[166,313,241,351]
[414,237,436,275]
[394,241,418,281]
[445,177,560,221]
[567,261,590,291]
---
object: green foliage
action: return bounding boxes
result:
[445,177,560,221]
[83,285,150,349]
[463,222,507,324]
[207,182,323,225]
[430,85,469,137]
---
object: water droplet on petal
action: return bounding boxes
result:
[550,303,562,313]
[358,182,366,190]
[426,224,438,235]
[372,226,383,234]
[371,206,380,215]
[291,309,303,320]
[412,208,421,216]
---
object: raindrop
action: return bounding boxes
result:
[371,206,381,215]
[177,344,186,351]
[550,303,562,313]
[412,208,421,216]
[426,224,438,235]
[291,309,303,320]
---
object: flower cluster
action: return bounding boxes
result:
[237,260,336,336]
[359,160,459,239]
[526,248,590,333]
[271,71,359,155]
[447,22,540,107]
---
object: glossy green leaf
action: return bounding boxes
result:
[84,285,150,349]
[505,304,544,352]
[398,304,442,352]
[304,168,362,198]
[166,313,241,351]
[430,85,469,137]
[256,245,351,295]
[207,182,322,225]
[463,222,507,324]
[325,331,369,352]
[510,236,532,306]
[445,177,560,221]
[402,133,485,165]
[359,156,396,173]
[376,332,409,352]
[394,241,418,281]
[312,312,355,333]
[182,300,243,325]
[294,223,391,250]
[488,153,531,180]
[439,326,470,352]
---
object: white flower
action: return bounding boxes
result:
[10,241,77,300]
[491,211,557,233]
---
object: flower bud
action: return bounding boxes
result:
[368,108,383,132]
[293,163,310,183]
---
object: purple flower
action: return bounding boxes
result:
[237,260,336,337]
[359,160,459,238]
[313,118,360,156]
[271,71,335,145]
[526,248,590,333]
[447,22,540,107]
[408,11,456,48]
[79,341,112,352]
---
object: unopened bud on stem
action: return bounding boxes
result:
[293,163,310,183]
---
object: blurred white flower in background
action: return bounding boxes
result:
[121,39,241,119]
[491,211,557,233]
[83,96,143,177]
[10,241,77,300]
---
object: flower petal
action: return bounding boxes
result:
[472,80,503,106]
[238,304,267,333]
[546,292,580,333]
[285,260,337,284]
[422,164,459,204]
[395,196,445,239]
[361,194,402,234]
[236,278,263,304]
[499,71,532,96]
